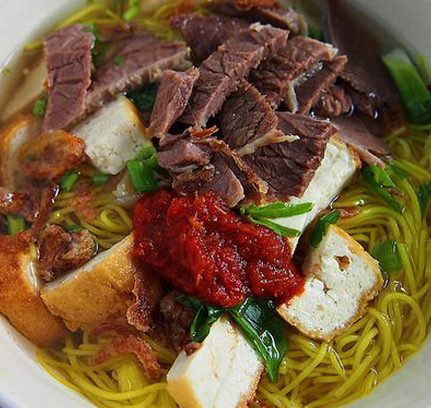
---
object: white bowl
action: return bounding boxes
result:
[0,1,430,407]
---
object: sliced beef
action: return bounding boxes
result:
[296,55,347,115]
[324,0,398,110]
[170,14,250,61]
[211,0,307,34]
[220,80,293,156]
[334,115,391,167]
[181,23,289,128]
[250,36,336,107]
[314,84,353,118]
[43,25,93,132]
[243,112,336,200]
[37,225,96,282]
[148,68,199,137]
[85,31,188,115]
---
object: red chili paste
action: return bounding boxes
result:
[133,190,304,307]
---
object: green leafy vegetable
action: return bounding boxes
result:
[59,170,79,192]
[362,165,404,213]
[66,224,83,233]
[127,83,158,113]
[415,53,431,86]
[114,56,124,66]
[309,210,340,248]
[372,240,403,273]
[32,98,47,118]
[126,145,159,193]
[176,296,288,383]
[248,216,301,237]
[123,0,140,20]
[240,202,313,219]
[92,174,110,187]
[308,27,324,41]
[83,23,107,66]
[7,215,26,236]
[418,183,431,218]
[382,49,431,125]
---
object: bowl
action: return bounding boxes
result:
[0,1,430,407]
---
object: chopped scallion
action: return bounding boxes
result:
[372,240,403,273]
[92,174,110,187]
[7,215,26,236]
[309,210,340,248]
[114,56,124,66]
[66,224,83,233]
[248,216,301,237]
[240,202,313,219]
[126,147,159,193]
[32,98,47,118]
[60,170,79,192]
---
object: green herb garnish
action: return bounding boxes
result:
[382,48,431,125]
[32,98,47,118]
[309,210,340,248]
[308,27,324,41]
[248,217,301,237]
[418,183,431,218]
[7,215,25,236]
[176,296,288,383]
[66,224,83,233]
[127,83,158,113]
[114,56,124,66]
[59,170,79,192]
[126,145,159,193]
[123,0,140,20]
[372,240,403,273]
[240,202,313,219]
[92,174,110,187]
[362,165,404,213]
[84,23,107,66]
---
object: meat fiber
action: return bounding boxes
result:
[314,84,353,118]
[170,14,250,61]
[43,25,93,131]
[181,23,289,128]
[243,112,337,200]
[148,68,199,137]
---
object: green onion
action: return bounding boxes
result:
[114,56,124,66]
[248,216,301,237]
[240,202,313,219]
[66,224,83,233]
[372,240,403,273]
[126,146,159,193]
[418,183,431,218]
[7,215,26,236]
[126,83,158,113]
[59,170,79,192]
[308,27,324,41]
[92,174,110,187]
[32,99,47,118]
[309,210,340,248]
[382,49,431,125]
[415,53,431,86]
[83,23,107,66]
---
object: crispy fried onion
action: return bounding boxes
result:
[92,333,161,379]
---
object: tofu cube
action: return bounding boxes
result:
[0,237,64,347]
[73,96,152,175]
[167,316,263,408]
[278,225,383,342]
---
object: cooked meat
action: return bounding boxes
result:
[85,31,188,115]
[181,23,289,128]
[296,55,347,115]
[324,0,398,109]
[243,112,336,200]
[334,115,391,167]
[343,80,377,117]
[19,130,85,183]
[0,189,38,221]
[159,291,194,351]
[0,236,65,347]
[314,84,353,118]
[148,68,200,137]
[92,334,161,379]
[37,225,96,282]
[250,36,336,107]
[220,80,294,156]
[211,0,307,34]
[170,14,250,61]
[70,184,98,221]
[43,25,93,132]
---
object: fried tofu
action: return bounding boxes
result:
[41,234,161,332]
[167,316,263,408]
[272,137,360,251]
[0,237,65,347]
[72,96,152,175]
[278,225,383,342]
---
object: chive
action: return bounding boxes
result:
[66,224,83,233]
[114,56,124,66]
[240,202,313,219]
[309,210,340,248]
[372,240,403,273]
[32,99,47,118]
[59,170,79,192]
[126,160,159,193]
[382,49,431,125]
[7,215,26,236]
[92,174,110,187]
[248,216,301,237]
[417,183,431,218]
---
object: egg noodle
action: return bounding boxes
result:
[32,1,431,407]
